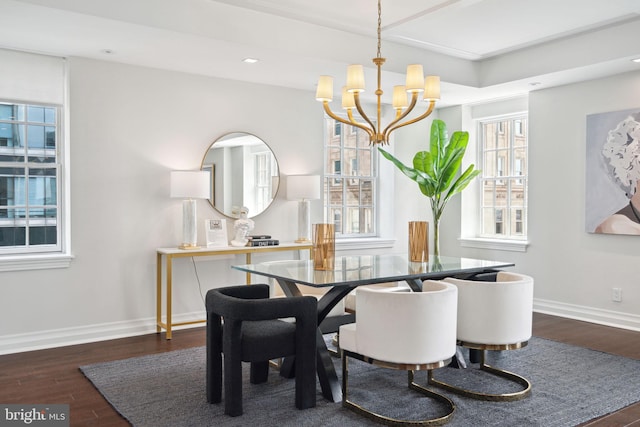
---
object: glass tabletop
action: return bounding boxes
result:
[232,254,514,287]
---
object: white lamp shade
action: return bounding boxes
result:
[424,75,441,101]
[346,64,365,93]
[392,85,408,110]
[341,86,355,109]
[170,170,210,199]
[287,175,320,200]
[405,64,425,93]
[316,75,334,102]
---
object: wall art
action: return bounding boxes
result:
[585,108,640,235]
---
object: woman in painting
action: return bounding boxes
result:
[595,115,640,234]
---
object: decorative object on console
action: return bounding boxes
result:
[312,223,335,271]
[230,207,254,247]
[379,120,480,256]
[314,0,440,145]
[408,221,428,262]
[286,175,320,243]
[247,239,279,247]
[205,219,228,248]
[170,170,210,249]
[248,234,271,240]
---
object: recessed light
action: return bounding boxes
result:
[242,58,259,64]
[101,49,114,55]
[632,58,640,63]
[529,82,541,87]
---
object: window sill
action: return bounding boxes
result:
[459,237,529,252]
[336,238,396,251]
[0,253,74,272]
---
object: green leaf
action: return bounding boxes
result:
[379,121,480,220]
[430,120,448,166]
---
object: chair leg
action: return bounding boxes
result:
[428,350,531,402]
[341,351,455,426]
[250,361,269,384]
[295,337,317,410]
[206,349,222,403]
[223,348,244,416]
[206,314,222,404]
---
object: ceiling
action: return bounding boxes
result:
[1,0,640,107]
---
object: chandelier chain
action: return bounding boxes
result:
[377,0,382,59]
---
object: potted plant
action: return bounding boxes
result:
[379,119,480,256]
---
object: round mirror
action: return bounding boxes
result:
[201,132,279,219]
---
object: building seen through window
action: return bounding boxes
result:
[323,118,377,237]
[0,102,60,251]
[479,115,528,239]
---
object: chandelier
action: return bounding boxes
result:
[315,0,440,145]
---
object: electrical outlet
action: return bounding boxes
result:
[612,287,622,302]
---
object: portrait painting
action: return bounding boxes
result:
[585,108,640,235]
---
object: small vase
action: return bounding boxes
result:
[312,223,335,270]
[408,221,429,262]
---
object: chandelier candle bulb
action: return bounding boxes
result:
[405,64,425,92]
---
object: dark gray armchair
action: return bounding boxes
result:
[206,284,317,416]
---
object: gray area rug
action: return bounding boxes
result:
[80,337,640,426]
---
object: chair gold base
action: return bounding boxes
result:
[429,348,531,402]
[342,351,455,426]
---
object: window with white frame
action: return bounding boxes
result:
[478,115,528,239]
[323,117,377,237]
[253,151,276,214]
[0,102,61,252]
[0,49,69,270]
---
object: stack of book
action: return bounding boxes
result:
[246,235,279,247]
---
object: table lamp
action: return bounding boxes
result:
[286,175,320,243]
[170,170,210,249]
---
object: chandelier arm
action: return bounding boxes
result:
[384,101,436,140]
[353,92,378,135]
[347,110,372,130]
[382,92,419,135]
[322,102,374,137]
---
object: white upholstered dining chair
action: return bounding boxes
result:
[338,281,458,426]
[429,271,534,401]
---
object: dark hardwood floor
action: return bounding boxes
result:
[0,313,638,426]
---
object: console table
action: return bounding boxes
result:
[156,243,313,339]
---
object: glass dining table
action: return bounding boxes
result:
[232,253,515,402]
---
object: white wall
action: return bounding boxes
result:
[0,57,327,353]
[440,71,640,330]
[2,58,639,354]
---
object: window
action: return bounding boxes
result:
[323,117,377,237]
[253,151,276,214]
[478,115,528,239]
[0,102,61,252]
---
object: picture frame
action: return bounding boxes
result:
[205,218,228,247]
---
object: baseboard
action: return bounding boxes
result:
[534,298,640,332]
[2,301,638,355]
[0,311,206,355]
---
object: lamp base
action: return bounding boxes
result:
[295,237,311,243]
[178,243,200,250]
